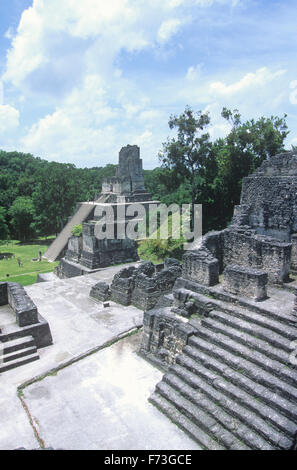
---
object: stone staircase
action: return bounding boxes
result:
[0,336,40,373]
[43,194,108,262]
[150,299,297,450]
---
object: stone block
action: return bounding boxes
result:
[222,264,268,301]
[110,266,136,305]
[182,249,219,286]
[7,283,38,327]
[90,281,110,302]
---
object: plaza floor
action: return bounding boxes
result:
[0,266,199,450]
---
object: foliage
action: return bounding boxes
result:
[154,106,289,233]
[71,224,82,237]
[8,197,36,241]
[0,106,290,258]
[209,108,289,228]
[0,206,9,241]
[138,237,185,263]
[138,212,186,263]
[159,106,211,226]
[140,106,289,259]
[0,150,116,238]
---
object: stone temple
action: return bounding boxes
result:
[2,150,297,450]
[44,145,158,278]
[139,151,297,450]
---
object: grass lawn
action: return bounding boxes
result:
[0,238,59,286]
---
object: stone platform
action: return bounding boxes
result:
[0,263,198,450]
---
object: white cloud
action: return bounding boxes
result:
[157,18,183,43]
[0,105,20,135]
[3,0,191,92]
[21,73,166,166]
[4,5,44,86]
[5,0,286,166]
[3,0,236,92]
[210,67,287,96]
[4,27,14,40]
[186,64,202,81]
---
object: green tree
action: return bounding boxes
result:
[211,109,289,227]
[159,106,211,227]
[32,163,79,236]
[8,197,36,241]
[0,206,9,241]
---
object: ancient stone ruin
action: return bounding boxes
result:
[140,151,297,450]
[90,258,182,312]
[0,282,52,373]
[54,145,158,278]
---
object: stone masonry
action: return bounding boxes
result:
[222,264,268,301]
[140,151,297,450]
[90,259,181,312]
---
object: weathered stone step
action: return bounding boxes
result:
[149,392,222,450]
[163,372,279,450]
[208,310,292,353]
[1,345,38,363]
[0,352,39,373]
[183,345,297,423]
[1,336,35,354]
[155,381,249,450]
[173,358,297,444]
[188,336,297,403]
[202,315,289,365]
[195,322,297,387]
[218,303,297,341]
[189,282,297,326]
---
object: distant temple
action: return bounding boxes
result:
[43,145,158,278]
[101,145,149,199]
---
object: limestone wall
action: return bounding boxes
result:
[139,308,196,367]
[240,175,297,240]
[199,227,291,284]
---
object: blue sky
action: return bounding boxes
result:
[0,0,296,169]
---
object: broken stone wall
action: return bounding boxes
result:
[234,152,297,241]
[222,228,291,284]
[96,260,182,311]
[182,249,219,287]
[139,308,196,367]
[240,175,297,241]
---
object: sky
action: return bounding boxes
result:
[0,0,297,169]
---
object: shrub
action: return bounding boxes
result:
[71,224,82,237]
